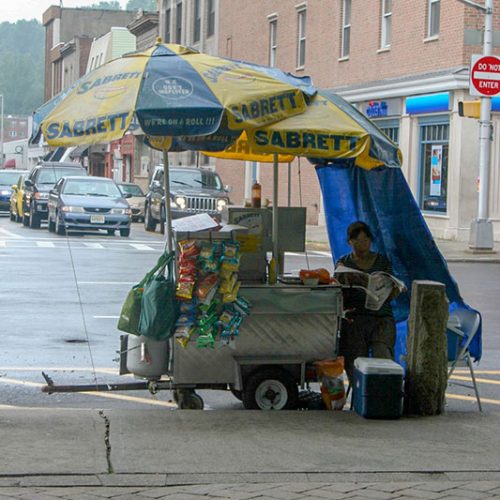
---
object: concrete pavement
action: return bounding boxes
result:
[1,408,500,498]
[306,225,500,263]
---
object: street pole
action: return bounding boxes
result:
[0,95,4,168]
[459,0,495,250]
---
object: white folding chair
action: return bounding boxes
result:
[447,308,482,412]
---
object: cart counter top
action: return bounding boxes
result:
[240,283,342,315]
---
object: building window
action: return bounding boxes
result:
[428,0,440,37]
[419,120,449,213]
[175,1,183,44]
[269,17,277,67]
[380,0,391,48]
[165,0,172,42]
[207,0,215,37]
[193,0,201,43]
[341,0,351,58]
[296,8,306,68]
[376,118,399,144]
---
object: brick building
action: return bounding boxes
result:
[214,0,500,240]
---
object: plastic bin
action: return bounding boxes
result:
[353,357,404,419]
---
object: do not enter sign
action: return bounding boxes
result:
[470,54,500,97]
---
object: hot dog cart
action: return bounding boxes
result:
[120,206,343,410]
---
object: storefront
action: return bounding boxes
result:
[337,70,500,242]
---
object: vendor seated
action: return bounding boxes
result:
[335,221,400,385]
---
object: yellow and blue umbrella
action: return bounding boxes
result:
[31,42,316,149]
[245,90,402,169]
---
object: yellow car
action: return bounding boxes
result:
[9,171,29,223]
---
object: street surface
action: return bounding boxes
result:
[0,216,499,412]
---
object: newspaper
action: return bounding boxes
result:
[334,264,406,311]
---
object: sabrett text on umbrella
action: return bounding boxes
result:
[45,112,129,139]
[77,72,142,94]
[231,92,299,123]
[254,130,360,151]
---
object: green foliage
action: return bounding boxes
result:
[0,20,44,115]
[81,1,122,9]
[126,0,157,11]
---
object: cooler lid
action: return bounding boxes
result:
[354,357,404,375]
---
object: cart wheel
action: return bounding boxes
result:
[180,393,204,410]
[175,389,204,410]
[229,385,243,401]
[243,367,298,410]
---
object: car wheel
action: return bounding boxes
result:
[47,214,56,232]
[120,228,130,237]
[107,229,115,235]
[144,203,157,232]
[22,213,29,227]
[55,212,65,236]
[29,204,41,229]
[242,367,298,411]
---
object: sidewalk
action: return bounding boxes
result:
[1,408,500,498]
[306,225,500,263]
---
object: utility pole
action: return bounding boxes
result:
[0,95,4,168]
[458,0,495,251]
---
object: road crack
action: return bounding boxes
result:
[98,410,114,474]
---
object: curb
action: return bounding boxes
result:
[2,470,500,488]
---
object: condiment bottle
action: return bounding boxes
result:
[251,181,262,208]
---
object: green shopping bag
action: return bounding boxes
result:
[117,252,171,336]
[138,252,178,340]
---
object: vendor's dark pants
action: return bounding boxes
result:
[339,314,396,385]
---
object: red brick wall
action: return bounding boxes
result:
[215,0,500,225]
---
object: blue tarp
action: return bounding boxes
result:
[315,160,482,364]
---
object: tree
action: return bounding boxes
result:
[126,0,157,11]
[81,1,122,9]
[0,20,44,115]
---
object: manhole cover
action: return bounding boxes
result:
[64,339,88,344]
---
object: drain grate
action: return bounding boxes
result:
[64,339,88,344]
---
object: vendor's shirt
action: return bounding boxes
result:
[336,252,394,318]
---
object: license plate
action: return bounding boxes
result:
[90,214,105,224]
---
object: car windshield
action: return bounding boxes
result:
[119,184,144,196]
[63,179,122,197]
[159,169,223,190]
[0,171,22,185]
[38,167,86,184]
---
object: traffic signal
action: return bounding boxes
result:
[458,100,481,118]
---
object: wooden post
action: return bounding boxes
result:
[405,280,449,416]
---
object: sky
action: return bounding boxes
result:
[0,0,128,24]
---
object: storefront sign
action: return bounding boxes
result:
[360,98,401,118]
[406,93,450,115]
[366,101,388,118]
[430,145,443,196]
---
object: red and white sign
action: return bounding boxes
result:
[470,54,500,97]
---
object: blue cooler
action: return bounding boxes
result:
[353,357,404,419]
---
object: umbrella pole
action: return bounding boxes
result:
[163,150,173,254]
[287,162,291,207]
[271,153,279,283]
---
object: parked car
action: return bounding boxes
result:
[47,176,132,237]
[0,170,27,217]
[23,161,87,228]
[117,182,145,222]
[9,171,29,222]
[144,166,231,232]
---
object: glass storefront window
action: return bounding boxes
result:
[419,121,449,213]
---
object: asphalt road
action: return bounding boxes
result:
[1,216,499,413]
